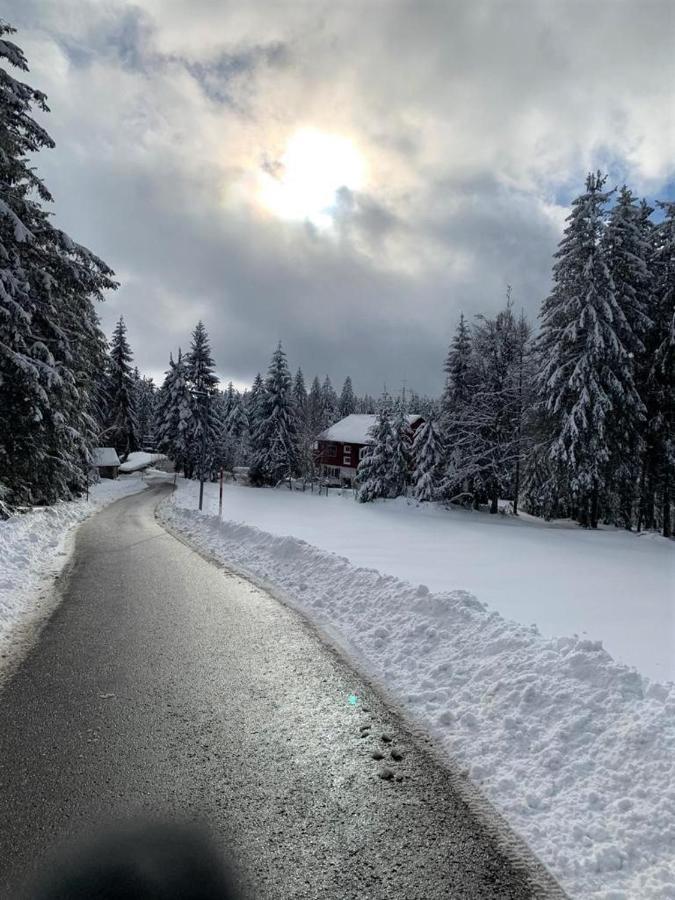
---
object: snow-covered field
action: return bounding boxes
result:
[0,476,147,674]
[161,480,675,900]
[173,480,674,682]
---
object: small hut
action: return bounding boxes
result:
[92,447,121,479]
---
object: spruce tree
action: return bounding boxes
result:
[390,400,413,496]
[356,396,395,502]
[339,376,356,418]
[253,343,299,486]
[412,419,444,501]
[536,172,643,527]
[638,201,674,536]
[307,375,324,434]
[439,313,474,501]
[603,186,652,526]
[0,22,116,508]
[320,375,339,428]
[106,317,138,461]
[184,321,220,480]
[155,350,195,476]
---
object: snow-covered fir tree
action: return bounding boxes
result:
[184,321,220,480]
[252,343,299,486]
[293,368,317,481]
[338,377,356,418]
[450,301,529,513]
[246,372,266,458]
[320,375,339,429]
[154,350,195,476]
[411,418,444,501]
[133,370,157,451]
[439,313,474,500]
[637,201,674,536]
[105,317,139,461]
[536,172,646,528]
[390,400,413,496]
[307,375,324,434]
[356,396,396,502]
[602,185,652,526]
[0,23,116,510]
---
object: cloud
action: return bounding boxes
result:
[5,0,674,395]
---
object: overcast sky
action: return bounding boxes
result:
[7,0,675,395]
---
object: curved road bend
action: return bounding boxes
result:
[0,485,565,899]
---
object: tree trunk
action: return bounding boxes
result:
[590,487,599,530]
[490,483,499,515]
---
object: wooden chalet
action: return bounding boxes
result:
[315,413,424,487]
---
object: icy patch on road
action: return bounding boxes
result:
[0,476,148,671]
[159,502,675,900]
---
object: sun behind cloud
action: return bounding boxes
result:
[257,128,366,228]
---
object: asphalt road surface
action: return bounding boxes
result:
[0,485,565,898]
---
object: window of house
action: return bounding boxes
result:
[344,444,352,465]
[327,444,337,458]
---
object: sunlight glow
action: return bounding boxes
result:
[258,128,366,228]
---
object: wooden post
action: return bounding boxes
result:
[219,468,224,518]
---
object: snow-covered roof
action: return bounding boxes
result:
[318,413,423,444]
[119,451,167,473]
[92,447,120,467]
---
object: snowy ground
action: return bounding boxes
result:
[173,480,674,682]
[161,480,675,900]
[0,475,147,677]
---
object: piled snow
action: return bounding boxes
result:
[172,481,674,682]
[92,447,120,467]
[0,476,147,666]
[118,451,167,473]
[160,496,675,900]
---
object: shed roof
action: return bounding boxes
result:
[318,413,423,444]
[92,447,121,467]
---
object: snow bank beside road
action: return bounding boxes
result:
[160,501,675,900]
[0,476,147,670]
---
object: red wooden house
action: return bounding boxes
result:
[315,413,424,486]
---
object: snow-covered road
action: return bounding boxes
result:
[0,486,562,899]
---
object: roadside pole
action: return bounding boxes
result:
[219,468,223,518]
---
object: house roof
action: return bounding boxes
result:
[318,413,423,444]
[92,447,121,467]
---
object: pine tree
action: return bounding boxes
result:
[536,172,644,528]
[155,350,195,476]
[184,321,220,480]
[133,371,157,451]
[293,367,317,481]
[338,376,356,418]
[451,300,528,513]
[253,343,299,486]
[412,419,443,501]
[356,395,396,502]
[0,23,116,509]
[600,186,652,526]
[439,313,474,501]
[390,400,413,496]
[105,317,138,461]
[246,372,266,459]
[638,201,675,536]
[307,375,324,434]
[320,375,339,428]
